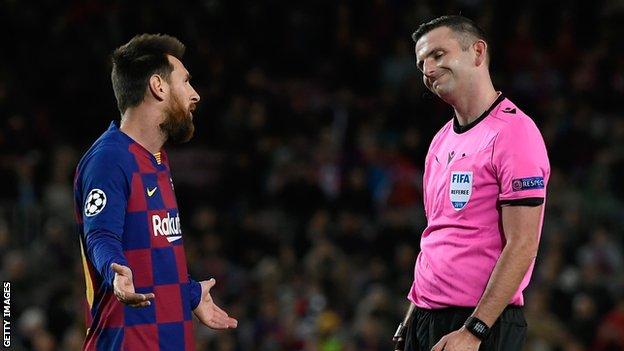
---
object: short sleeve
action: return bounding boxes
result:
[492,116,550,204]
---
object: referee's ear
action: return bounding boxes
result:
[473,39,488,68]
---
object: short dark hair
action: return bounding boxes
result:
[412,15,488,56]
[111,34,185,114]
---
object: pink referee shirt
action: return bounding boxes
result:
[409,94,550,309]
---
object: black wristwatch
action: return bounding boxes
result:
[464,316,490,341]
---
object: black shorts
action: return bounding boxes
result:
[405,306,527,351]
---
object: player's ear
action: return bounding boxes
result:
[473,40,487,67]
[148,74,168,101]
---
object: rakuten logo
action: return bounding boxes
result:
[152,212,182,243]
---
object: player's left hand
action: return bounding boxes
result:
[431,326,481,351]
[193,278,238,330]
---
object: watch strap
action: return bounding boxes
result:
[464,316,490,341]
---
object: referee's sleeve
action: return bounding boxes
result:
[81,150,129,287]
[492,114,550,206]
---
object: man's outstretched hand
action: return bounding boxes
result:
[193,278,238,329]
[111,263,155,308]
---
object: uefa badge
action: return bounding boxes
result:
[449,171,472,210]
[85,188,107,217]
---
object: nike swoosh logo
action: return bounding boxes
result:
[147,187,157,196]
[166,235,182,243]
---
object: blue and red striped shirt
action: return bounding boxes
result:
[74,121,201,350]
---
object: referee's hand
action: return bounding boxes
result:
[394,302,415,350]
[111,263,155,308]
[431,327,480,351]
[393,321,407,351]
[393,333,406,351]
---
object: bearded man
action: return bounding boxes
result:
[73,34,237,351]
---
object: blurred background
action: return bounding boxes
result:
[1,0,624,350]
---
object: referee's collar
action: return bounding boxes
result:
[453,93,505,134]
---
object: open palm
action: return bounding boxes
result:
[111,263,154,308]
[193,278,238,329]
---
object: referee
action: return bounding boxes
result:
[393,16,550,351]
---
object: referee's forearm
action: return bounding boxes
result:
[471,239,537,327]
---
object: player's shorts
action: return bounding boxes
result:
[405,305,526,351]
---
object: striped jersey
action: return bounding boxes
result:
[74,121,201,350]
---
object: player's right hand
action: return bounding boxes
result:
[111,263,155,308]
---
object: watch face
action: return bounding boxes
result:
[472,321,487,334]
[465,317,490,340]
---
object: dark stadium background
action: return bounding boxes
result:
[1,0,624,350]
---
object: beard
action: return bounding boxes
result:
[159,94,195,144]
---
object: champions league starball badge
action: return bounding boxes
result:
[84,188,107,217]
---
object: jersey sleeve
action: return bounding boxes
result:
[80,149,130,287]
[492,116,550,205]
[188,277,202,310]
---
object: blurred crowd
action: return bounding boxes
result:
[1,0,624,350]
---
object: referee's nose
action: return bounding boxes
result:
[423,58,437,79]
